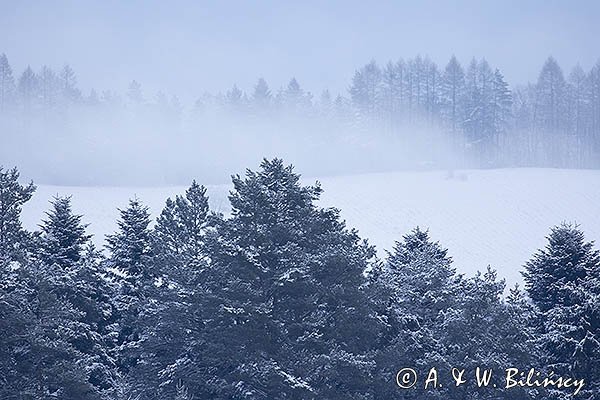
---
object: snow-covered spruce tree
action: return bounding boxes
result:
[0,266,31,395]
[38,195,91,269]
[251,77,272,114]
[0,196,103,399]
[36,196,117,395]
[370,228,461,399]
[278,77,311,114]
[440,268,539,399]
[0,170,93,399]
[106,198,153,283]
[129,182,214,399]
[0,170,100,399]
[153,180,210,273]
[0,259,104,399]
[370,229,540,399]
[504,283,542,372]
[75,242,119,396]
[194,158,379,399]
[105,198,154,374]
[523,223,600,398]
[0,166,36,265]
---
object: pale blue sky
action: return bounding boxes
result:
[1,0,599,102]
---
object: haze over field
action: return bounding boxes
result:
[3,0,600,284]
[2,1,600,185]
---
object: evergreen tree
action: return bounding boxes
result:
[252,77,272,111]
[523,224,597,311]
[319,89,333,118]
[442,268,538,399]
[371,228,460,399]
[0,186,104,398]
[523,224,600,397]
[199,158,379,399]
[72,242,118,396]
[38,196,91,269]
[129,182,214,399]
[36,196,116,396]
[279,77,311,113]
[0,259,102,399]
[0,166,36,264]
[105,198,154,374]
[154,180,210,272]
[127,80,143,104]
[225,84,246,114]
[106,198,153,282]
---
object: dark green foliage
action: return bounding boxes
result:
[523,223,600,398]
[38,196,92,269]
[0,166,36,264]
[0,259,103,399]
[2,165,599,400]
[201,158,379,399]
[0,168,102,399]
[441,269,539,399]
[153,180,210,273]
[129,182,213,399]
[371,228,460,399]
[104,199,154,375]
[523,224,598,312]
[106,198,153,282]
[372,229,541,399]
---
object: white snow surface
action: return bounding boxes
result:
[21,168,600,287]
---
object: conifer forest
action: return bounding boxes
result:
[1,2,599,399]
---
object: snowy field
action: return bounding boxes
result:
[21,168,600,287]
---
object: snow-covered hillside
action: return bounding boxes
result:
[21,168,600,286]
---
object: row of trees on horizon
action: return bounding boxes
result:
[1,53,600,171]
[1,160,599,399]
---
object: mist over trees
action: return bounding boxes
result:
[1,53,600,184]
[1,161,598,399]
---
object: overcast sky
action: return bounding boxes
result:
[1,0,599,102]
